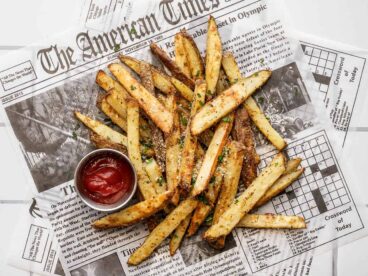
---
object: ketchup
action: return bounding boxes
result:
[80,154,133,204]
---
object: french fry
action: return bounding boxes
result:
[128,198,198,265]
[215,69,229,95]
[119,55,176,94]
[181,30,204,80]
[150,42,195,89]
[75,111,128,146]
[210,140,245,249]
[97,95,127,132]
[256,168,304,207]
[126,99,157,200]
[92,191,172,229]
[204,153,286,240]
[104,88,127,119]
[186,202,211,237]
[190,71,272,135]
[232,107,260,187]
[179,80,206,194]
[165,94,182,205]
[109,63,174,133]
[221,52,286,150]
[191,117,233,197]
[140,62,167,171]
[169,212,192,256]
[171,77,194,102]
[96,70,131,100]
[205,16,222,97]
[89,131,127,155]
[237,214,306,229]
[285,158,302,174]
[143,158,167,195]
[174,33,191,78]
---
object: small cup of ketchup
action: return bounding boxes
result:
[74,149,137,212]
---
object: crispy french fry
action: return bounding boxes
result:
[179,80,206,194]
[186,202,211,237]
[150,42,195,89]
[92,191,172,229]
[75,111,128,146]
[89,131,127,155]
[97,95,128,132]
[285,158,302,174]
[127,99,157,200]
[210,140,245,249]
[204,153,286,241]
[128,198,198,265]
[221,52,286,150]
[169,212,192,256]
[143,158,167,195]
[181,30,204,80]
[96,70,131,100]
[119,55,176,94]
[245,97,286,150]
[190,71,271,135]
[232,107,260,187]
[256,168,304,207]
[191,117,233,197]
[165,94,182,205]
[109,63,174,133]
[175,33,191,78]
[140,62,167,171]
[237,214,306,229]
[171,77,194,102]
[205,16,222,97]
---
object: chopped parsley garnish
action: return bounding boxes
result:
[254,72,259,77]
[222,116,231,123]
[114,44,121,52]
[218,153,224,164]
[232,78,238,84]
[72,131,78,140]
[257,96,265,105]
[197,194,208,205]
[180,115,188,126]
[173,234,178,239]
[157,176,164,186]
[145,158,153,164]
[199,100,205,106]
[130,27,137,35]
[234,199,239,204]
[191,177,196,185]
[209,176,216,184]
[195,70,200,77]
[179,136,185,149]
[205,214,213,225]
[197,93,202,98]
[130,85,136,91]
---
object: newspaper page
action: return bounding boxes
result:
[1,0,367,275]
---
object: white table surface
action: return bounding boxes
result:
[1,1,368,275]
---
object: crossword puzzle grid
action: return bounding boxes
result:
[301,44,337,94]
[260,133,350,220]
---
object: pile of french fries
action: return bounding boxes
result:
[75,16,306,266]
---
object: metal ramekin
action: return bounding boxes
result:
[74,149,137,212]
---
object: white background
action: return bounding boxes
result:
[0,0,368,275]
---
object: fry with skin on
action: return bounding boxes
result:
[237,214,306,229]
[210,140,245,249]
[96,70,131,101]
[126,99,157,200]
[169,212,192,256]
[186,202,211,237]
[256,168,304,207]
[174,33,191,78]
[119,55,176,94]
[150,42,195,89]
[128,198,198,265]
[97,94,127,132]
[205,16,222,97]
[191,116,234,197]
[204,153,286,241]
[179,80,206,194]
[171,77,194,102]
[232,107,260,187]
[221,52,286,150]
[284,158,302,174]
[181,30,205,80]
[190,70,272,135]
[140,62,166,171]
[89,131,127,155]
[109,63,173,134]
[165,94,182,205]
[92,191,173,229]
[143,158,167,195]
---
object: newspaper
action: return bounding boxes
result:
[1,0,367,275]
